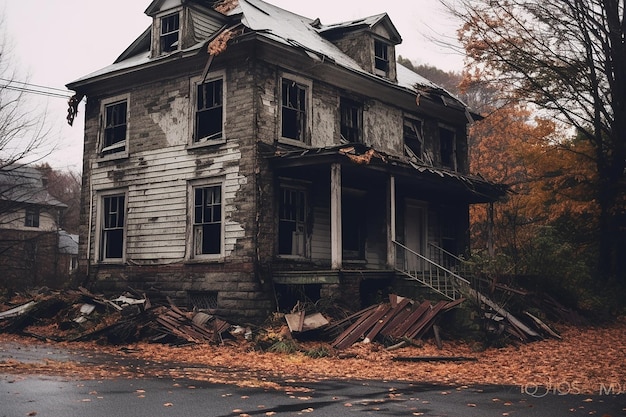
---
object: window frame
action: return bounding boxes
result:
[340,98,363,143]
[439,125,457,171]
[97,191,127,263]
[190,73,226,147]
[24,206,40,228]
[374,39,390,77]
[278,184,309,258]
[99,94,130,160]
[403,117,427,163]
[279,74,312,146]
[160,12,180,54]
[188,179,224,260]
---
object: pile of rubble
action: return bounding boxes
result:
[0,287,565,351]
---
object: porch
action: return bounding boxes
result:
[263,143,505,306]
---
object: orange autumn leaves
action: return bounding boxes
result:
[469,104,599,252]
[2,322,626,394]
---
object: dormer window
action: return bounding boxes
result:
[160,13,180,54]
[374,39,390,77]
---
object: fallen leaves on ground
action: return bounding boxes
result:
[1,321,625,394]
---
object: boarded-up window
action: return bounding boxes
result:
[193,185,222,255]
[101,194,125,260]
[279,187,306,256]
[195,79,223,141]
[103,100,127,155]
[160,13,180,53]
[281,79,306,141]
[340,98,363,143]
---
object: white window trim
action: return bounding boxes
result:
[187,178,225,262]
[155,8,183,55]
[373,38,390,77]
[188,71,227,149]
[98,93,130,162]
[279,72,312,147]
[94,188,128,264]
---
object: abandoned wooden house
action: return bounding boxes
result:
[66,0,505,322]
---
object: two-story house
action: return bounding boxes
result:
[0,165,77,290]
[66,0,504,322]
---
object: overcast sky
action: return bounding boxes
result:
[0,0,463,171]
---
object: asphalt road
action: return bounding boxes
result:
[2,374,625,417]
[1,341,624,416]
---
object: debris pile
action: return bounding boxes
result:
[0,287,233,345]
[327,295,464,349]
[1,288,565,351]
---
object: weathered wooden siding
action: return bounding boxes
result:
[189,8,224,43]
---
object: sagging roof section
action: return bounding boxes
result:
[264,143,508,204]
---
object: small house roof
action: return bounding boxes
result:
[0,165,67,208]
[59,230,79,255]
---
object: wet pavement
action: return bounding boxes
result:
[1,341,625,416]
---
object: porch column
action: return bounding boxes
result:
[387,175,396,267]
[330,163,342,269]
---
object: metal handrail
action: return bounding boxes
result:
[393,240,470,285]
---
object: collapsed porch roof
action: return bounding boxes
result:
[263,143,508,204]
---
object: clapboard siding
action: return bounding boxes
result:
[311,205,331,261]
[190,8,224,43]
[88,135,247,262]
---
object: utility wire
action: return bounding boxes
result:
[0,78,74,99]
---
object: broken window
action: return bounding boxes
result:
[24,207,39,228]
[160,13,180,54]
[279,187,307,256]
[281,78,307,142]
[439,126,457,170]
[195,78,223,142]
[102,100,127,155]
[340,98,363,143]
[403,118,425,163]
[374,39,389,77]
[193,185,222,256]
[101,194,125,260]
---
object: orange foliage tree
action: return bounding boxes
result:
[469,104,600,278]
[449,0,626,284]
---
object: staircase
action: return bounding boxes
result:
[393,240,469,300]
[392,240,542,338]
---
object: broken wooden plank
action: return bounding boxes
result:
[389,301,431,338]
[524,311,561,339]
[0,301,37,319]
[332,304,388,349]
[378,298,415,337]
[466,287,541,339]
[405,300,447,340]
[363,304,393,342]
